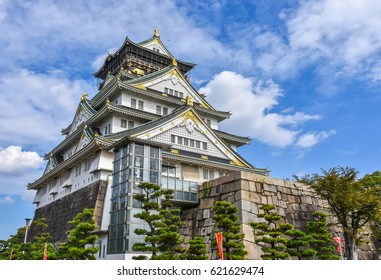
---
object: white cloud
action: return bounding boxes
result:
[200,71,325,148]
[0,0,231,74]
[236,0,381,82]
[0,69,94,149]
[295,130,336,149]
[0,146,44,175]
[0,195,15,204]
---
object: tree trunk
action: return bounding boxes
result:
[343,232,358,260]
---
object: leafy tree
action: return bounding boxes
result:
[27,218,58,260]
[58,208,98,260]
[2,218,58,260]
[132,182,163,259]
[295,167,381,260]
[249,204,292,260]
[0,226,25,260]
[305,212,340,260]
[212,201,247,260]
[286,228,316,260]
[186,236,208,260]
[154,189,185,260]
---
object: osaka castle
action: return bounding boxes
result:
[27,28,268,259]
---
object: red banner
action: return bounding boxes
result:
[215,232,224,260]
[333,236,342,253]
[43,243,48,260]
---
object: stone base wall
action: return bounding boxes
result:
[28,180,107,244]
[180,171,379,260]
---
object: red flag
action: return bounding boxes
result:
[215,232,224,260]
[333,237,342,253]
[43,243,48,260]
[10,248,14,260]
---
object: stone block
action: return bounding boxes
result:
[204,217,213,227]
[241,210,257,224]
[199,197,215,209]
[249,181,256,192]
[203,209,210,219]
[272,195,279,206]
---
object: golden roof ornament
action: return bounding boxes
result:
[154,27,159,38]
[172,56,178,66]
[81,92,88,101]
[185,95,193,106]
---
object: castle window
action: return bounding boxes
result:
[203,169,214,180]
[128,121,134,129]
[138,100,144,110]
[196,141,201,149]
[75,164,81,177]
[131,98,136,108]
[104,124,111,135]
[202,142,207,150]
[156,105,162,115]
[84,158,92,171]
[171,135,176,143]
[121,119,127,128]
[163,107,168,116]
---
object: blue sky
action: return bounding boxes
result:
[0,0,380,240]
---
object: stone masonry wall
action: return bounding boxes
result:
[180,171,379,260]
[28,180,107,244]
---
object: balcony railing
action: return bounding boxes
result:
[161,176,198,203]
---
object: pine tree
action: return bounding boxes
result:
[153,189,185,260]
[305,212,339,260]
[286,228,316,259]
[186,236,208,260]
[132,182,163,259]
[58,208,99,260]
[249,204,292,260]
[212,201,247,260]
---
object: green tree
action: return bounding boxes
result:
[186,236,208,260]
[305,212,340,260]
[212,201,247,260]
[3,218,57,260]
[132,182,163,259]
[249,204,292,260]
[286,228,316,259]
[154,189,185,260]
[58,208,99,260]
[295,167,381,260]
[27,218,57,260]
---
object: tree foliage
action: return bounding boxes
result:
[305,212,339,260]
[132,182,163,259]
[212,201,247,260]
[186,236,208,260]
[295,166,381,260]
[286,228,316,259]
[249,204,292,260]
[1,218,58,260]
[58,208,98,260]
[132,182,185,260]
[153,189,185,260]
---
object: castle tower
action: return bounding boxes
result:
[27,29,268,259]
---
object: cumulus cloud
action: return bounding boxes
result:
[295,130,336,149]
[0,146,44,175]
[237,0,381,82]
[200,71,332,148]
[0,69,94,149]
